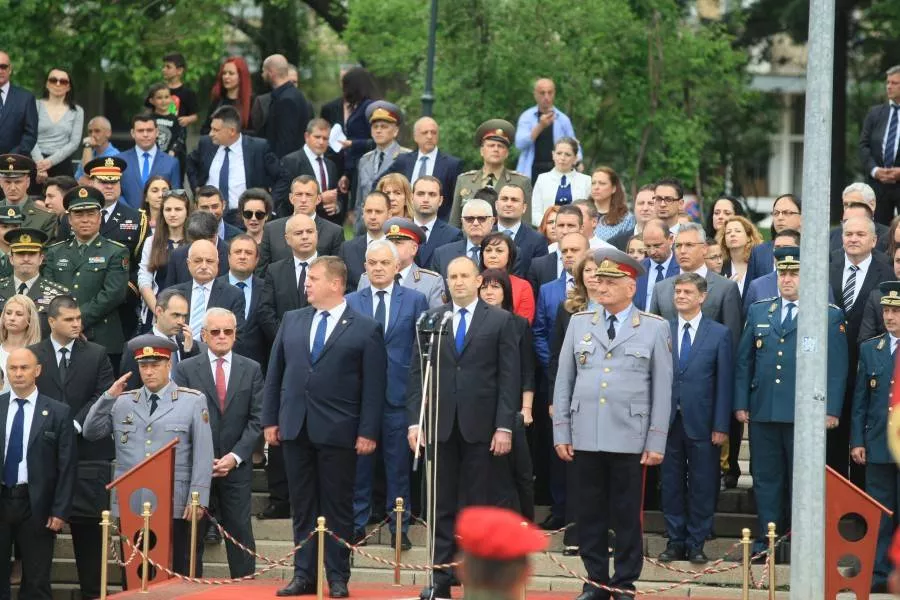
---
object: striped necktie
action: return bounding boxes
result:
[842,265,858,310]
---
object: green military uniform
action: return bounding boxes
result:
[0,203,24,280]
[0,227,69,312]
[43,186,129,353]
[0,153,58,239]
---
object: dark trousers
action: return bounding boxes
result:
[353,407,410,533]
[283,428,356,584]
[70,518,103,598]
[265,443,291,510]
[432,425,492,589]
[196,465,256,578]
[172,518,203,577]
[661,414,719,550]
[727,415,743,478]
[491,415,535,520]
[873,180,900,225]
[866,462,900,586]
[574,451,644,592]
[0,488,55,600]
[748,422,793,550]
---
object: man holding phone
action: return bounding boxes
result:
[119,287,200,388]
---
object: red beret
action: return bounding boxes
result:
[456,507,547,560]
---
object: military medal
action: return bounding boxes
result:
[201,408,209,424]
[878,338,886,351]
[871,378,878,389]
[123,413,134,425]
[578,353,587,366]
[120,433,128,444]
[756,339,763,349]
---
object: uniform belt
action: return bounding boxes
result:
[0,484,29,498]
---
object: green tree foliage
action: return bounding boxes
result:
[344,0,777,197]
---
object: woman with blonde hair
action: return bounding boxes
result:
[0,295,42,393]
[717,215,762,296]
[539,205,561,250]
[376,173,414,219]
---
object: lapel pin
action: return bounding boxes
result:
[41,410,48,416]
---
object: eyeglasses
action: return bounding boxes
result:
[163,189,188,199]
[462,216,490,224]
[47,76,70,85]
[207,328,235,337]
[242,210,267,220]
[653,196,681,204]
[673,242,704,250]
[772,210,800,217]
[0,64,9,71]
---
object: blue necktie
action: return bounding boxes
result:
[416,156,429,182]
[455,308,467,353]
[374,290,387,332]
[607,314,617,341]
[141,152,151,185]
[219,147,231,205]
[3,399,26,487]
[885,106,899,168]
[783,302,796,326]
[469,246,480,265]
[311,311,330,362]
[236,281,249,319]
[555,174,573,205]
[679,323,692,370]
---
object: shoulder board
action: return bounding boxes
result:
[138,208,147,215]
[45,280,69,292]
[828,303,841,311]
[509,170,527,177]
[461,169,478,176]
[30,204,52,215]
[45,240,67,250]
[639,311,665,321]
[108,240,127,249]
[120,390,139,397]
[572,310,597,317]
[751,297,778,306]
[861,333,888,346]
[417,268,440,277]
[0,277,10,286]
[177,386,202,395]
[361,149,376,158]
[398,146,412,153]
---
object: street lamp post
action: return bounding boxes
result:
[421,0,439,117]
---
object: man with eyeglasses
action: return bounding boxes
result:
[174,307,263,578]
[634,219,679,311]
[653,178,685,232]
[75,117,119,182]
[0,51,37,156]
[431,198,495,277]
[0,154,58,239]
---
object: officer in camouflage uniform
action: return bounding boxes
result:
[83,334,214,576]
[449,120,532,228]
[0,202,25,279]
[0,153,59,238]
[44,186,129,365]
[0,228,68,336]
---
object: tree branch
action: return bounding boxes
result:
[301,0,348,33]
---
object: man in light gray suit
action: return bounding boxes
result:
[553,248,672,600]
[173,307,263,578]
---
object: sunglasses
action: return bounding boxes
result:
[47,76,70,85]
[242,210,267,220]
[462,215,490,224]
[207,328,235,337]
[0,64,9,71]
[163,189,188,199]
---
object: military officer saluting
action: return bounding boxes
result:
[82,334,214,576]
[355,101,410,217]
[0,154,58,238]
[553,248,672,600]
[734,246,849,555]
[359,217,446,308]
[0,228,69,335]
[449,120,532,228]
[44,186,130,363]
[851,280,900,593]
[0,203,25,278]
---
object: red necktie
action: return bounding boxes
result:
[317,156,327,191]
[215,357,227,412]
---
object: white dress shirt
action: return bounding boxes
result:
[4,387,38,485]
[684,264,709,279]
[207,349,244,465]
[780,298,799,323]
[310,302,348,353]
[874,101,900,177]
[890,334,899,355]
[676,313,702,355]
[842,253,873,308]
[208,135,247,209]
[452,299,478,340]
[12,274,38,295]
[497,221,522,239]
[370,283,394,331]
[410,148,438,186]
[295,253,317,287]
[530,168,592,224]
[0,82,9,109]
[556,253,565,279]
[397,263,414,286]
[304,144,329,189]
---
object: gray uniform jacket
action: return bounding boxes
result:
[358,264,445,309]
[553,307,673,455]
[82,380,214,517]
[355,141,411,209]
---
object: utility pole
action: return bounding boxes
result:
[421,0,439,117]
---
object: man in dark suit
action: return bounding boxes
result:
[263,256,386,597]
[195,186,242,241]
[30,296,114,600]
[0,348,75,600]
[0,52,37,155]
[187,106,279,225]
[410,176,462,268]
[174,307,263,578]
[828,195,889,253]
[431,198,495,277]
[120,288,200,390]
[168,239,245,340]
[828,216,894,482]
[407,256,519,599]
[261,54,311,159]
[636,219,680,311]
[272,119,341,220]
[858,66,900,225]
[346,239,428,549]
[657,273,733,565]
[116,114,181,209]
[385,117,463,222]
[162,211,229,289]
[339,191,389,292]
[494,183,548,276]
[527,251,561,300]
[250,64,298,135]
[226,234,267,370]
[258,175,343,273]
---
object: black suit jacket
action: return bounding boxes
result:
[509,224,549,277]
[265,83,311,158]
[829,250,894,362]
[859,104,900,175]
[169,278,247,333]
[119,333,201,392]
[320,97,343,128]
[271,149,339,218]
[162,238,229,289]
[415,219,463,269]
[526,252,559,300]
[406,301,519,443]
[186,135,279,192]
[431,240,467,277]
[607,230,633,252]
[0,84,38,154]
[258,257,308,343]
[227,273,268,371]
[0,392,75,521]
[257,215,344,273]
[173,352,263,466]
[339,234,367,292]
[385,150,464,221]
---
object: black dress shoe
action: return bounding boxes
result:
[539,514,565,530]
[257,503,290,520]
[574,589,608,600]
[351,529,368,546]
[657,543,685,562]
[688,548,709,564]
[276,577,316,596]
[419,584,452,599]
[563,545,579,556]
[872,581,888,593]
[328,581,349,598]
[204,524,222,544]
[723,473,739,489]
[401,532,412,551]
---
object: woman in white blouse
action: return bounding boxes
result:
[31,68,84,183]
[530,137,591,225]
[0,295,42,394]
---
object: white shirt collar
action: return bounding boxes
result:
[50,336,75,355]
[8,387,38,404]
[844,253,873,273]
[371,282,395,295]
[365,233,384,245]
[677,312,703,333]
[137,144,158,162]
[303,144,324,165]
[398,263,413,283]
[414,216,437,230]
[417,148,438,162]
[315,301,347,321]
[225,135,242,153]
[0,82,9,97]
[228,272,252,286]
[890,334,899,351]
[13,274,39,292]
[152,326,172,340]
[295,253,317,269]
[453,298,479,315]
[207,349,232,364]
[685,264,708,278]
[652,253,673,272]
[603,304,633,325]
[192,279,212,292]
[498,221,522,238]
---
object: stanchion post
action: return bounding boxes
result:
[393,497,403,586]
[316,516,326,600]
[741,527,751,600]
[99,510,110,600]
[520,522,529,600]
[189,491,200,579]
[141,501,152,593]
[767,522,776,599]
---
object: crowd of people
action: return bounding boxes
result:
[0,45,899,600]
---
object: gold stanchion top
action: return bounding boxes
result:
[767,522,776,535]
[191,491,200,504]
[101,510,110,521]
[395,497,404,510]
[142,502,152,517]
[741,528,751,540]
[317,516,326,529]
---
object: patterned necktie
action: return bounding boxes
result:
[783,302,796,326]
[607,314,617,340]
[842,265,858,310]
[679,323,692,370]
[455,308,468,353]
[416,156,429,181]
[317,156,328,191]
[311,311,330,362]
[219,147,230,205]
[3,399,26,486]
[885,105,900,168]
[190,285,206,338]
[555,174,572,205]
[148,393,159,416]
[141,152,151,185]
[374,290,387,332]
[215,357,227,412]
[469,246,480,264]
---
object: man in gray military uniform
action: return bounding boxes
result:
[553,248,673,600]
[82,334,214,576]
[0,228,69,335]
[358,217,445,308]
[354,101,410,218]
[449,119,532,228]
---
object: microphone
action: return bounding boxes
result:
[416,311,428,329]
[439,310,453,331]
